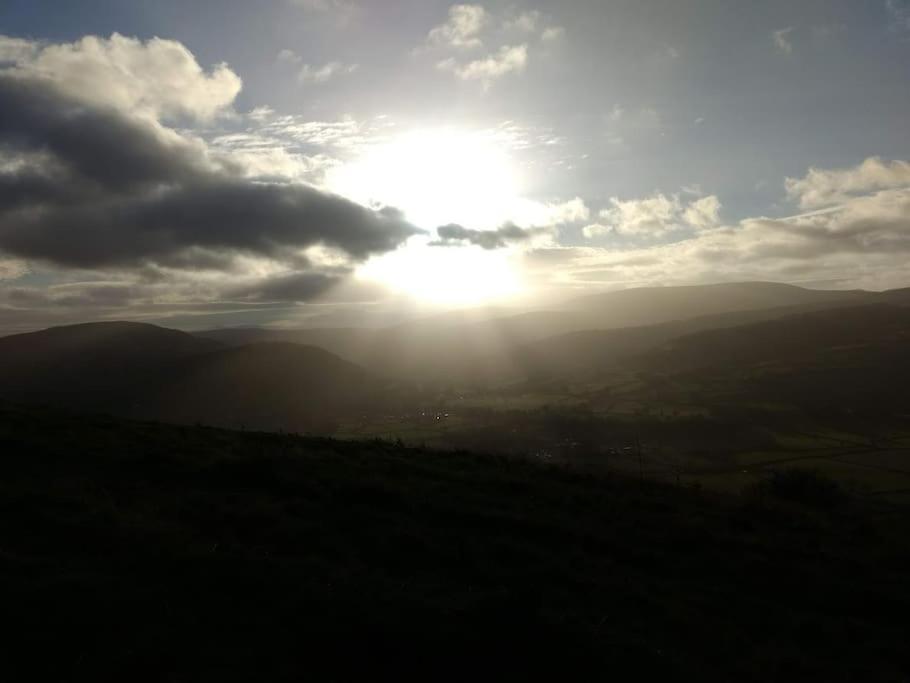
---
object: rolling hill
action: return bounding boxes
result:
[0,321,222,409]
[564,281,875,327]
[198,282,881,386]
[627,304,910,418]
[0,322,382,432]
[145,341,379,432]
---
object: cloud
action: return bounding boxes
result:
[0,257,27,280]
[209,132,337,182]
[683,195,723,229]
[773,27,795,54]
[786,157,910,209]
[426,4,488,48]
[548,197,591,225]
[276,48,302,65]
[0,35,38,64]
[430,223,546,249]
[2,33,240,122]
[276,50,358,84]
[541,26,566,43]
[247,106,276,122]
[227,271,343,302]
[583,193,722,239]
[297,61,358,84]
[438,44,528,86]
[543,160,910,291]
[0,35,418,275]
[425,6,560,86]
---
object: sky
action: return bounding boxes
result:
[1,0,909,332]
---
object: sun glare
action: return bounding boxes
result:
[331,127,532,306]
[327,128,522,231]
[358,239,522,306]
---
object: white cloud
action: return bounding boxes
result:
[247,106,275,122]
[2,33,241,122]
[0,35,38,64]
[553,160,910,291]
[427,4,488,48]
[683,195,722,229]
[276,48,302,65]
[548,197,591,224]
[773,27,795,54]
[438,44,528,86]
[210,132,338,182]
[584,193,722,239]
[297,61,358,84]
[541,26,566,42]
[786,157,910,209]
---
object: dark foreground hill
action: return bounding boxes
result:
[2,405,908,682]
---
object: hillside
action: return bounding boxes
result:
[145,341,380,432]
[197,282,880,386]
[565,281,874,328]
[0,323,382,432]
[1,404,908,681]
[628,304,910,418]
[644,304,910,370]
[513,300,886,379]
[0,321,222,409]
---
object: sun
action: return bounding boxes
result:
[328,127,531,306]
[326,127,522,231]
[357,238,523,306]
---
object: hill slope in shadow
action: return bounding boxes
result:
[145,341,379,432]
[0,322,382,432]
[1,405,908,681]
[0,321,222,409]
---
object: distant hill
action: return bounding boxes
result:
[197,282,878,386]
[145,341,378,432]
[197,283,888,386]
[565,281,875,328]
[0,322,380,432]
[0,321,222,409]
[198,312,592,386]
[514,300,891,379]
[642,303,910,370]
[633,304,910,415]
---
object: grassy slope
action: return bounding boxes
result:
[1,405,909,682]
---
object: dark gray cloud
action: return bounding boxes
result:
[0,73,419,270]
[430,222,544,249]
[227,272,343,302]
